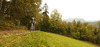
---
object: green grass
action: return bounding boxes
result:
[0,31,98,47]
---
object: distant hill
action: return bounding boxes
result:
[87,21,98,26]
[63,18,99,26]
[0,31,97,47]
[63,18,86,23]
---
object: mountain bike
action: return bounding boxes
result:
[30,23,35,32]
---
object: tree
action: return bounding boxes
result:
[93,25,98,35]
[7,0,42,26]
[98,21,100,28]
[40,3,50,31]
[49,9,62,33]
[73,20,76,26]
[50,9,62,21]
[0,0,42,30]
[42,3,49,21]
[77,21,82,27]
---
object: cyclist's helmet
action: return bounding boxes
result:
[32,17,34,19]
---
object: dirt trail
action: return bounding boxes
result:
[0,30,30,38]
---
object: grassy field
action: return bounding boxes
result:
[0,31,98,47]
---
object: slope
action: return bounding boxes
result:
[0,31,98,47]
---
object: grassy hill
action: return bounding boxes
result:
[0,31,98,47]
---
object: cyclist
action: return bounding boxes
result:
[28,17,36,32]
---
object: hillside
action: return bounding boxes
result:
[0,31,98,47]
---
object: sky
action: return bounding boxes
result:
[42,0,100,21]
[6,0,10,2]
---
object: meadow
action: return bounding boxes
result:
[0,31,98,47]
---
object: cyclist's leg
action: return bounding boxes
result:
[33,26,35,31]
[30,23,33,32]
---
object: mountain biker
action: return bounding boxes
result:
[28,17,36,32]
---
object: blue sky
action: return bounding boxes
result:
[42,0,100,21]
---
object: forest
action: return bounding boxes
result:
[0,0,100,45]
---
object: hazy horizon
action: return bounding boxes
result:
[42,0,100,21]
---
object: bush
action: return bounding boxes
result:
[0,19,27,30]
